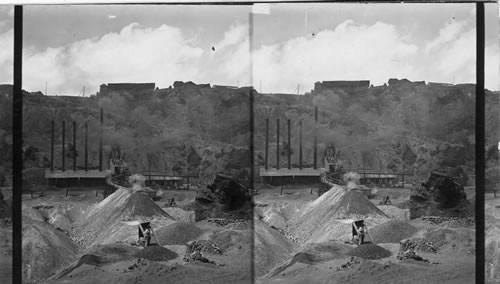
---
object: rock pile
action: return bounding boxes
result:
[410,169,471,218]
[188,173,252,221]
[182,250,216,264]
[186,240,223,255]
[400,238,437,253]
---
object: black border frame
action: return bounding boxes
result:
[11,2,489,283]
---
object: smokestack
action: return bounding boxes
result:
[276,118,280,169]
[85,122,88,172]
[50,120,54,172]
[299,120,302,170]
[265,118,269,170]
[73,121,76,171]
[62,120,65,172]
[99,108,103,171]
[287,119,291,169]
[314,106,318,169]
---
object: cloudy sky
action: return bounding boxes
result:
[0,4,498,95]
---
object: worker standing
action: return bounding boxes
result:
[358,225,365,245]
[144,226,152,247]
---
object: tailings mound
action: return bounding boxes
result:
[76,188,173,246]
[290,186,388,242]
[370,220,418,243]
[347,243,391,260]
[134,245,178,261]
[155,222,203,245]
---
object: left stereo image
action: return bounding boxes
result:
[0,5,13,284]
[20,5,253,284]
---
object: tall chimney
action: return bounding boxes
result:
[299,120,303,170]
[62,120,65,172]
[287,119,291,169]
[265,118,269,170]
[99,108,103,171]
[276,118,280,170]
[73,121,76,171]
[50,120,54,172]
[314,106,318,169]
[84,122,88,172]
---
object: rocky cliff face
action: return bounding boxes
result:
[18,79,500,184]
[21,82,251,184]
[254,81,499,181]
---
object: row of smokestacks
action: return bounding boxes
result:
[264,106,318,170]
[50,108,104,172]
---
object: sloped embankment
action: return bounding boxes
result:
[22,215,78,283]
[254,219,294,277]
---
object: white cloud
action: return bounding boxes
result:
[108,15,117,19]
[252,19,499,93]
[0,28,13,84]
[253,20,419,93]
[424,22,499,90]
[22,22,250,95]
[425,20,467,54]
[214,23,247,50]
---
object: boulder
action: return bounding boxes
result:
[190,173,252,221]
[409,169,470,218]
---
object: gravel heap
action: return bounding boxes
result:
[370,220,418,243]
[134,246,178,261]
[290,186,388,243]
[155,222,203,245]
[347,243,391,260]
[400,238,437,253]
[75,188,173,247]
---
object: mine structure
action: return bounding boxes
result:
[43,108,195,195]
[45,108,108,188]
[259,105,412,189]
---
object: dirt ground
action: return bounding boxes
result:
[485,191,500,283]
[22,186,252,284]
[254,184,475,284]
[21,183,477,283]
[0,187,12,284]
